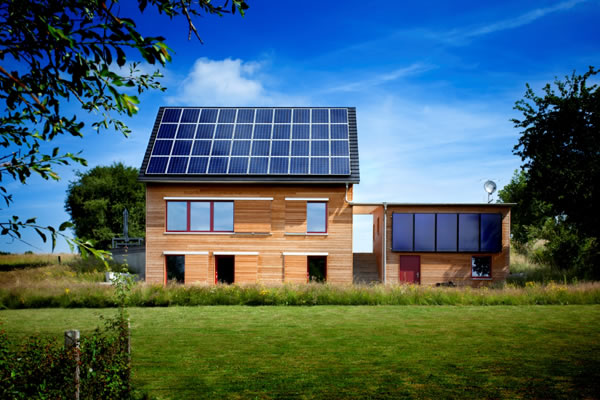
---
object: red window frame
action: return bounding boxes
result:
[306,201,328,234]
[471,255,492,280]
[165,200,233,232]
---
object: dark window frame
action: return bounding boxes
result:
[165,200,234,233]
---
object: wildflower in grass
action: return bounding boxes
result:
[260,289,269,296]
[65,288,70,295]
[525,281,536,288]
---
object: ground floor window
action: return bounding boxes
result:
[215,255,235,284]
[166,255,185,283]
[308,256,327,282]
[471,256,492,279]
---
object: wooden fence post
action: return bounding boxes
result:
[65,330,80,400]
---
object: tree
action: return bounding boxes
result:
[509,67,599,276]
[65,163,145,250]
[0,0,248,253]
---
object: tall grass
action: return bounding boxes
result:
[508,242,581,285]
[1,282,599,309]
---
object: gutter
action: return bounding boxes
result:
[383,202,387,284]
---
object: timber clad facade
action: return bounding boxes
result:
[140,106,512,286]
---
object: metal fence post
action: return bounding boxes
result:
[65,330,80,400]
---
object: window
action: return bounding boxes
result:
[391,212,503,253]
[166,255,185,283]
[307,202,327,233]
[472,256,492,279]
[166,201,233,232]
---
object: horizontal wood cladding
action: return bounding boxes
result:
[285,201,307,233]
[235,255,258,284]
[284,255,307,283]
[146,183,353,285]
[385,205,511,286]
[185,254,209,284]
[234,200,271,233]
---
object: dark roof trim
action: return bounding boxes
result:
[352,202,514,207]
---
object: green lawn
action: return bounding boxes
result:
[2,306,600,399]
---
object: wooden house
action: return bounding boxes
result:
[139,107,511,286]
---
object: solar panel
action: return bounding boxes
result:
[146,108,352,176]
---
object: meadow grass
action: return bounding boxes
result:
[1,306,599,399]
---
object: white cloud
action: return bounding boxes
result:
[169,57,307,106]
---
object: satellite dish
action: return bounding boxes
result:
[484,180,497,194]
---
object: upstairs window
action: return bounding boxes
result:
[166,201,233,232]
[307,202,327,233]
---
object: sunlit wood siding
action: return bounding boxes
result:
[146,183,353,285]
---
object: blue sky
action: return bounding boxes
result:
[1,0,599,253]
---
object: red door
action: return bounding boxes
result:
[399,255,420,284]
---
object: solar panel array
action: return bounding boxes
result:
[145,108,351,175]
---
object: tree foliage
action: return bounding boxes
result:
[507,67,599,277]
[0,0,248,252]
[65,163,145,250]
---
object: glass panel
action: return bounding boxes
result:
[218,109,236,123]
[273,124,291,139]
[162,108,181,123]
[331,158,349,174]
[215,124,234,138]
[481,214,502,253]
[167,202,187,231]
[195,124,215,139]
[307,202,327,232]
[330,109,348,123]
[152,140,173,155]
[269,157,288,174]
[211,141,231,156]
[234,124,253,139]
[312,109,328,123]
[293,109,310,123]
[190,202,210,231]
[166,255,185,283]
[207,157,228,173]
[192,140,211,156]
[312,124,328,139]
[249,157,268,174]
[310,158,328,174]
[330,125,348,139]
[290,157,309,174]
[436,213,457,252]
[167,157,188,173]
[392,213,413,251]
[199,109,217,123]
[188,157,208,173]
[237,109,255,123]
[414,214,435,251]
[291,141,309,156]
[181,108,200,123]
[157,124,177,138]
[228,157,248,173]
[255,109,273,123]
[271,141,289,156]
[231,140,251,156]
[331,141,349,156]
[472,256,491,278]
[292,124,310,139]
[251,141,270,156]
[274,109,291,123]
[254,124,272,139]
[176,124,196,139]
[213,202,233,231]
[146,157,168,174]
[172,140,192,155]
[459,214,479,252]
[311,141,329,156]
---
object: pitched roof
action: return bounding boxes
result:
[138,107,359,184]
